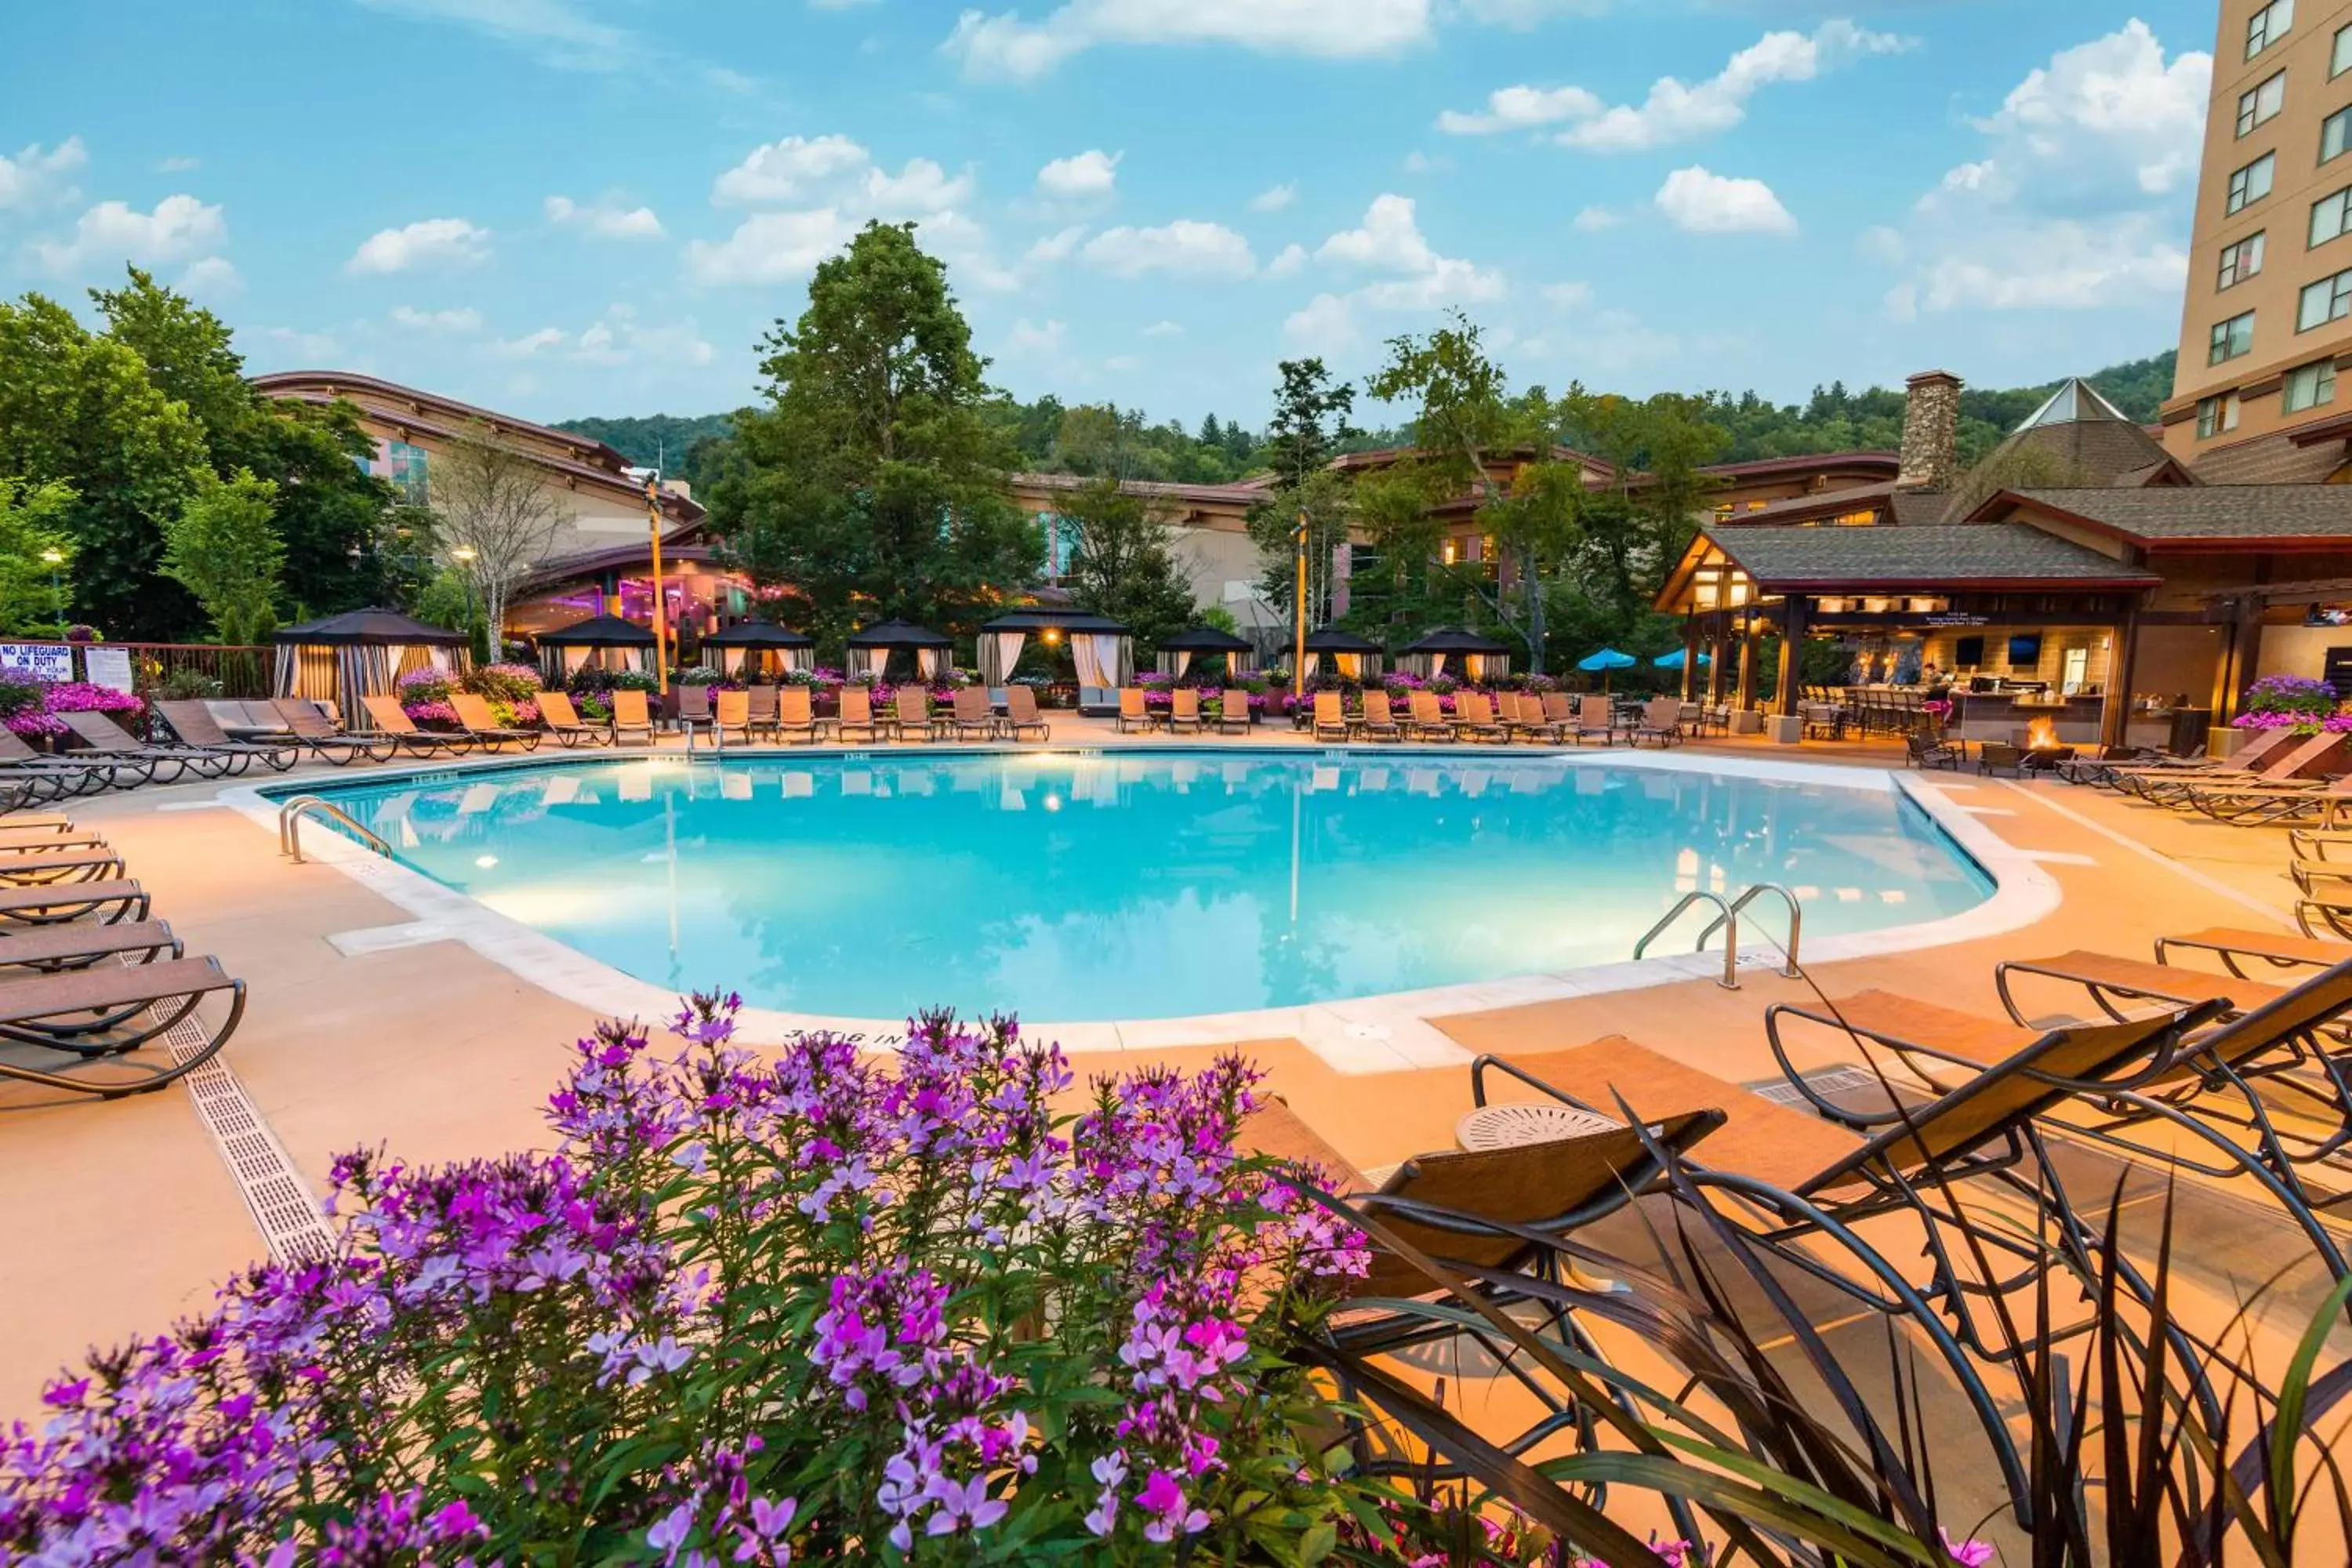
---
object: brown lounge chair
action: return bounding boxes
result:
[271,699,397,765]
[1356,691,1404,742]
[2102,725,2296,791]
[1001,685,1051,742]
[1115,688,1160,734]
[1167,688,1205,735]
[0,847,122,886]
[675,683,714,744]
[775,686,823,744]
[1216,689,1253,735]
[713,689,755,746]
[0,728,139,796]
[1501,691,1564,744]
[1403,691,1456,742]
[0,918,179,971]
[448,693,543,752]
[153,702,299,773]
[947,688,999,741]
[2176,770,2352,828]
[1573,695,1617,746]
[893,688,946,742]
[0,956,246,1099]
[0,880,150,926]
[609,688,657,746]
[58,711,235,782]
[358,695,474,757]
[1631,698,1682,748]
[745,684,782,742]
[533,689,613,747]
[1450,692,1510,744]
[2127,730,2343,803]
[836,686,889,743]
[1310,691,1351,742]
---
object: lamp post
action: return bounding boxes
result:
[39,549,63,634]
[450,545,480,658]
[1291,508,1308,703]
[645,475,670,695]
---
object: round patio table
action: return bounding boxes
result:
[1455,1102,1623,1150]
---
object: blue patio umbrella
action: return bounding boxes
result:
[1577,646,1638,692]
[1653,648,1712,670]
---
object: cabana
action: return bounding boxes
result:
[846,619,954,683]
[537,614,656,681]
[1399,627,1512,682]
[700,620,815,680]
[1298,627,1383,682]
[272,608,471,717]
[977,608,1133,715]
[1154,624,1256,680]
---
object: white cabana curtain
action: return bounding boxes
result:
[717,648,746,676]
[979,632,1025,688]
[1464,654,1485,681]
[782,646,811,674]
[1167,650,1192,678]
[1334,652,1361,680]
[1430,653,1448,677]
[1071,635,1112,689]
[849,648,884,680]
[916,648,946,681]
[1300,652,1320,678]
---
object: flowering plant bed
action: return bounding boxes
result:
[2233,673,2351,731]
[0,677,142,740]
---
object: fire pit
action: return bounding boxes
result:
[2018,716,2075,774]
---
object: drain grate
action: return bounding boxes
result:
[153,978,336,1265]
[1749,1064,1885,1109]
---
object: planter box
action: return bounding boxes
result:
[1767,714,1804,745]
[1730,709,1765,735]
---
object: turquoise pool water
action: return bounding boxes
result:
[291,752,1992,1022]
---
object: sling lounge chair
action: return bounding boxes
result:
[1310,691,1352,742]
[609,689,657,746]
[674,683,714,745]
[836,687,889,744]
[1216,689,1253,735]
[2176,771,2352,827]
[2100,725,2289,789]
[1500,691,1564,744]
[0,880,149,926]
[358,695,474,757]
[713,689,755,747]
[1001,684,1051,742]
[1404,691,1456,743]
[893,688,946,742]
[1450,692,1510,744]
[0,956,246,1099]
[1632,699,1682,748]
[745,685,782,742]
[2123,731,2339,802]
[0,918,178,972]
[270,699,397,765]
[1356,691,1405,742]
[0,847,123,886]
[448,694,543,752]
[947,688,1000,741]
[153,702,299,773]
[775,686,823,744]
[533,689,612,748]
[58,711,233,782]
[0,727,136,795]
[1573,695,1617,746]
[1167,689,1206,735]
[1115,688,1160,734]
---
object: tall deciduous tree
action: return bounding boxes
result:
[1263,358,1358,491]
[429,420,573,641]
[1054,478,1197,649]
[161,469,285,645]
[708,221,1039,649]
[0,477,78,636]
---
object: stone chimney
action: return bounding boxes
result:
[1898,369,1962,491]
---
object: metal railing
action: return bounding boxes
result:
[1698,883,1803,978]
[1632,882,1805,991]
[277,795,392,864]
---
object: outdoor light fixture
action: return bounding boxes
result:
[474,855,499,869]
[452,546,477,561]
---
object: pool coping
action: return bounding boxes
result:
[213,743,2057,1075]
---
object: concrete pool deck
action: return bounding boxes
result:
[0,719,2334,1418]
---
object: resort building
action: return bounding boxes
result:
[2163,0,2352,459]
[1004,471,1274,635]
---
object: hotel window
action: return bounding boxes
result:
[384,440,430,505]
[2198,392,2243,438]
[1828,508,1878,527]
[1441,539,1459,565]
[2336,20,2352,75]
[2301,267,2352,330]
[2316,186,2352,245]
[2220,231,2267,287]
[2211,309,2257,363]
[2238,70,2286,136]
[2249,0,2294,60]
[2287,359,2339,412]
[2228,152,2276,215]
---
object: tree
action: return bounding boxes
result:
[429,420,573,641]
[1243,466,1352,637]
[160,469,285,644]
[1263,359,1359,490]
[707,221,1039,649]
[0,477,77,636]
[1055,478,1197,649]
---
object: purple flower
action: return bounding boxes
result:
[1941,1529,1996,1566]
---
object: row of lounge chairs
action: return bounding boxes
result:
[2061,725,2352,826]
[1116,689,1693,747]
[0,814,246,1098]
[699,684,1054,746]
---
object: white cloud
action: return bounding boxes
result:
[1250,182,1297,212]
[263,325,340,361]
[1266,242,1308,277]
[697,135,999,287]
[1143,319,1183,336]
[1005,317,1069,355]
[572,303,714,368]
[354,0,636,71]
[1316,193,1437,271]
[862,158,975,214]
[1541,280,1595,310]
[495,326,566,357]
[1400,150,1452,174]
[1450,0,1607,21]
[346,216,491,274]
[684,209,854,284]
[1285,194,1504,354]
[1437,20,1906,149]
[1104,353,1141,372]
[390,304,483,333]
[1879,20,2209,318]
[34,194,227,274]
[945,0,1434,81]
[1653,166,1796,234]
[544,194,665,239]
[1036,148,1120,198]
[1570,205,1621,232]
[157,155,200,173]
[177,256,240,297]
[713,134,871,205]
[1081,220,1256,278]
[1025,224,1089,263]
[0,139,87,212]
[1282,292,1363,357]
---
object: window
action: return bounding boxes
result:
[2287,359,2339,412]
[2318,186,2352,246]
[384,440,429,505]
[2220,231,2267,287]
[2328,107,2352,164]
[2303,267,2352,330]
[2239,70,2286,135]
[2249,0,2294,59]
[2229,152,2276,214]
[2336,20,2352,75]
[2198,392,2243,438]
[2211,309,2257,363]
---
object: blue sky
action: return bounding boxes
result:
[2,0,2218,430]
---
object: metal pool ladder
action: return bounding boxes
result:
[1632,882,1803,991]
[277,795,393,864]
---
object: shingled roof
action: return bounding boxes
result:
[1976,378,2190,491]
[1978,485,2352,546]
[1705,524,2159,590]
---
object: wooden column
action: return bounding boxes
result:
[1776,595,1808,715]
[1680,619,1700,702]
[2215,597,2267,724]
[1704,616,1725,706]
[1735,615,1758,712]
[2100,608,2140,750]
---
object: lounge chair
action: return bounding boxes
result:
[1450,692,1509,744]
[0,918,179,972]
[1499,691,1563,744]
[609,689,657,746]
[0,956,246,1099]
[0,846,123,886]
[1631,698,1682,747]
[2120,730,2339,801]
[2157,925,2351,978]
[2175,770,2352,827]
[1572,695,1616,746]
[836,687,888,743]
[0,730,127,797]
[1216,689,1253,735]
[893,688,946,742]
[1356,691,1404,742]
[745,685,782,742]
[153,701,299,773]
[532,689,612,748]
[675,683,714,745]
[0,880,150,926]
[948,688,1000,741]
[1001,684,1051,742]
[1310,691,1352,742]
[1167,689,1205,735]
[713,689,755,747]
[58,711,234,782]
[270,699,397,765]
[358,695,474,757]
[447,694,543,752]
[2053,744,2149,785]
[1403,691,1456,742]
[2100,727,2287,789]
[1114,688,1160,734]
[1906,731,1965,770]
[775,687,823,744]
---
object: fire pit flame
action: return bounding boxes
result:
[2026,716,2060,751]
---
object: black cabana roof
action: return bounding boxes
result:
[539,613,657,648]
[1156,624,1253,653]
[978,609,1131,634]
[700,621,815,648]
[1300,627,1382,655]
[1400,626,1511,655]
[847,619,953,648]
[270,608,469,648]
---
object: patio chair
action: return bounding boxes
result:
[834,687,887,743]
[0,918,179,972]
[1000,684,1051,742]
[2172,768,2352,827]
[1450,692,1510,744]
[713,689,756,747]
[0,728,136,796]
[532,689,612,748]
[271,699,397,765]
[59,710,240,783]
[1573,695,1615,746]
[1114,688,1160,734]
[1904,730,1965,770]
[358,695,475,758]
[1216,689,1253,735]
[153,701,299,773]
[0,879,149,926]
[949,687,1000,741]
[745,685,782,742]
[775,686,823,745]
[1310,691,1352,742]
[1403,690,1456,743]
[1497,691,1563,744]
[0,955,246,1099]
[2116,729,2331,800]
[1631,698,1682,748]
[1356,690,1405,742]
[2099,729,2280,789]
[0,846,123,886]
[2052,744,2146,785]
[608,688,658,747]
[448,693,544,752]
[675,683,714,744]
[893,688,947,742]
[1167,688,1206,735]
[1976,740,2027,777]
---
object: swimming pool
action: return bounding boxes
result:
[281,750,1994,1024]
